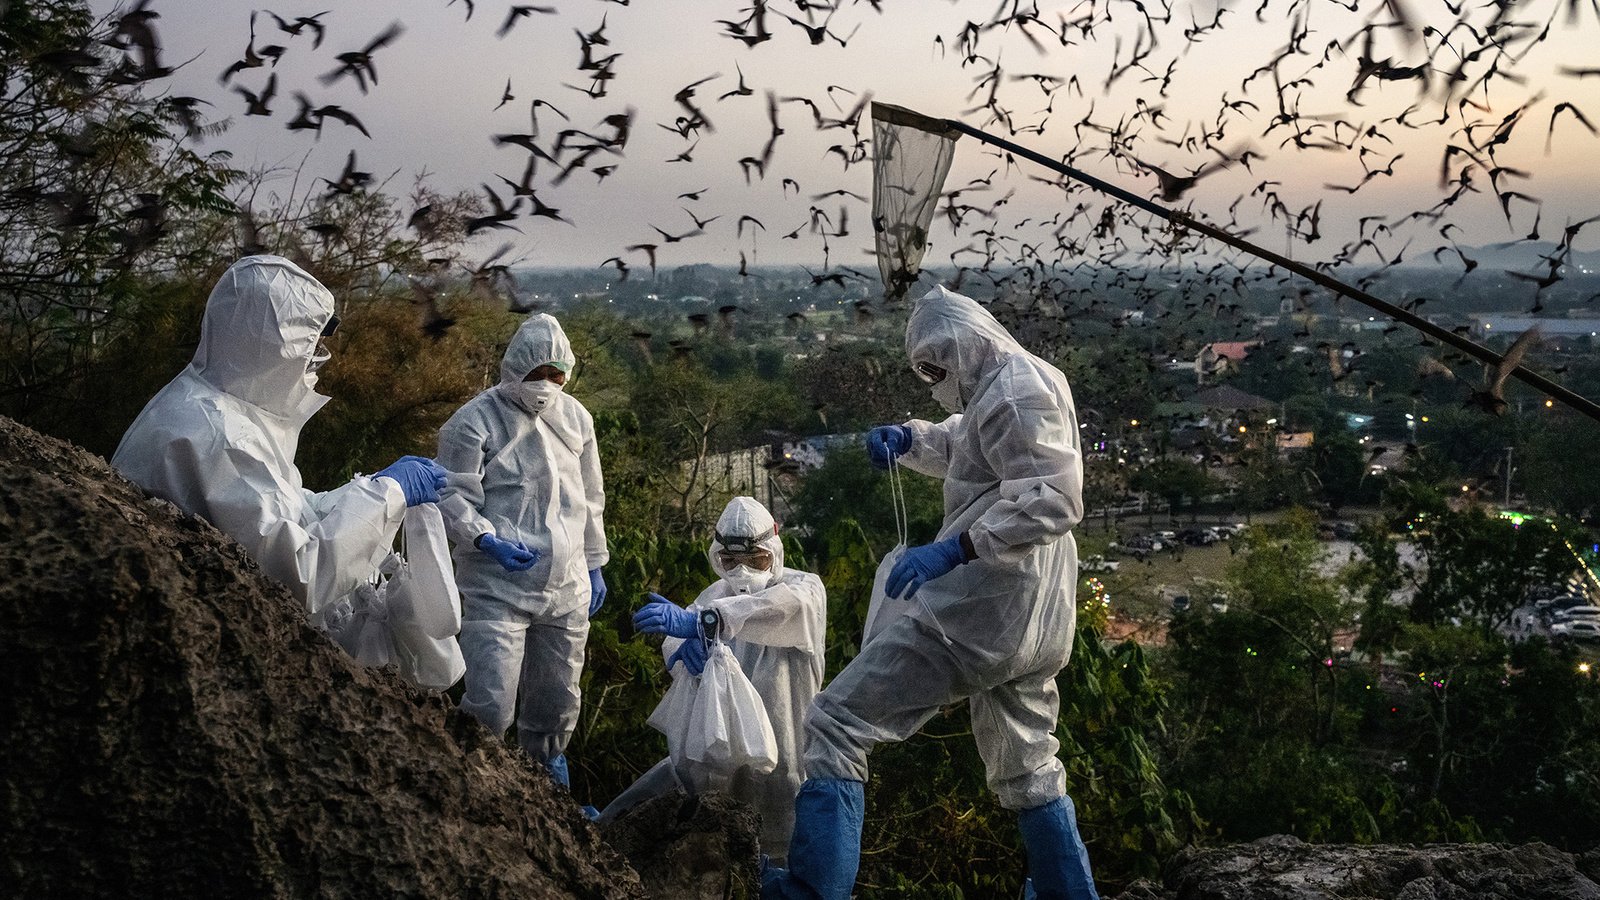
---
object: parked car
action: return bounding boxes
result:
[1177,527,1217,546]
[1539,594,1587,612]
[1553,620,1600,642]
[1553,605,1600,624]
[1082,555,1120,573]
[1541,595,1585,614]
[1331,521,1361,540]
[1171,594,1191,613]
[1123,535,1164,552]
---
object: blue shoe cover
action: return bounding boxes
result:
[1018,796,1099,900]
[546,754,571,788]
[760,778,864,900]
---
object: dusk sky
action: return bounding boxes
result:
[97,0,1600,273]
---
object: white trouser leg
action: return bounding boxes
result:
[515,606,590,762]
[458,598,533,738]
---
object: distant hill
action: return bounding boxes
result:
[1403,243,1600,273]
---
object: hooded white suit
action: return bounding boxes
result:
[803,285,1084,812]
[112,256,406,625]
[436,314,608,763]
[601,497,826,864]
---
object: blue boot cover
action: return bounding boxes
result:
[1018,796,1099,900]
[760,778,865,900]
[546,754,571,789]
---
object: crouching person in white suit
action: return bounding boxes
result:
[604,497,826,866]
[113,255,447,630]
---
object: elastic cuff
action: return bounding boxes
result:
[474,532,490,549]
[958,531,978,562]
[374,476,407,518]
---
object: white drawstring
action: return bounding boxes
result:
[888,448,953,647]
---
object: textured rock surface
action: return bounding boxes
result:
[602,790,762,899]
[1116,835,1600,900]
[0,415,644,898]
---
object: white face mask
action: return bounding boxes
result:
[931,375,964,414]
[504,378,563,413]
[723,564,773,594]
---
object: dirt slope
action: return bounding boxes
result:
[0,415,645,898]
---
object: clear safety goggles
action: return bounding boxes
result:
[307,314,340,373]
[913,361,948,385]
[717,548,774,572]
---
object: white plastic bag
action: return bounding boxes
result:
[863,543,908,646]
[388,622,466,690]
[647,653,699,766]
[863,455,911,647]
[387,503,461,640]
[343,581,394,668]
[384,507,466,690]
[647,620,778,776]
[684,640,778,774]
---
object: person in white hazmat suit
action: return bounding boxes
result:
[112,255,448,630]
[435,313,609,789]
[604,496,826,865]
[763,286,1099,900]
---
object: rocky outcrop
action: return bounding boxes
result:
[1117,835,1600,900]
[0,415,644,898]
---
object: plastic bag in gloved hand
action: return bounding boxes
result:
[647,654,699,768]
[683,640,778,774]
[387,503,461,639]
[343,581,394,668]
[862,543,908,647]
[389,623,465,690]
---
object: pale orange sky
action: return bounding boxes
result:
[102,0,1600,270]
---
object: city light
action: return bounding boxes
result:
[1238,425,1247,433]
[1546,399,1555,408]
[1580,663,1592,675]
[1130,419,1140,427]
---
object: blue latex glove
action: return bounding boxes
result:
[886,534,968,601]
[668,634,709,676]
[375,455,448,507]
[633,592,698,638]
[588,568,607,616]
[477,533,538,572]
[865,424,912,470]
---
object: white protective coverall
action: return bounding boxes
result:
[600,497,826,863]
[112,256,406,626]
[803,285,1084,811]
[436,314,608,762]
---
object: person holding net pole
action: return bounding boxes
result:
[762,285,1098,900]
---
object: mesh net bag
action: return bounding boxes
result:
[871,103,961,300]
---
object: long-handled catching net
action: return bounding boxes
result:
[868,101,1600,425]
